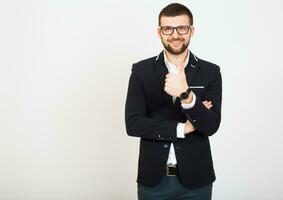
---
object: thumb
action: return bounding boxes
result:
[179,64,185,75]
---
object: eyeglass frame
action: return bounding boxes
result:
[159,25,192,35]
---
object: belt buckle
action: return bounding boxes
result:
[166,164,177,176]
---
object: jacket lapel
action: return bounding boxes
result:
[154,51,174,108]
[185,51,199,87]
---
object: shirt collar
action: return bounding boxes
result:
[163,50,190,72]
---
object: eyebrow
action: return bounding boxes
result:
[160,24,190,27]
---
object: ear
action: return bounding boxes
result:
[157,27,162,39]
[190,26,195,38]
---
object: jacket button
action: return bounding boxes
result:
[163,144,168,148]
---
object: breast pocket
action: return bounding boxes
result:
[190,85,206,99]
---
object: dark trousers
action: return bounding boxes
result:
[138,176,212,200]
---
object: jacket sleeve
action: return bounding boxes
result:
[182,67,222,136]
[125,64,178,142]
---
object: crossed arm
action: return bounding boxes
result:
[184,100,212,134]
[125,64,222,141]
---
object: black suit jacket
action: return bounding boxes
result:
[125,51,222,189]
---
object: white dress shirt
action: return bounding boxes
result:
[164,50,196,165]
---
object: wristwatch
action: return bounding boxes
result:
[179,88,191,100]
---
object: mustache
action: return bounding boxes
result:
[169,38,185,42]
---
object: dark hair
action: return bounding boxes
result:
[158,3,193,26]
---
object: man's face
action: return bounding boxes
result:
[158,15,194,55]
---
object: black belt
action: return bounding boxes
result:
[165,164,178,176]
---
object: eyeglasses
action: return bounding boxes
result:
[160,25,191,35]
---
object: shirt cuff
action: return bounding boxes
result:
[181,92,196,109]
[177,123,185,138]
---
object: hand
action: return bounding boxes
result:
[164,67,188,97]
[202,100,213,110]
[184,120,195,134]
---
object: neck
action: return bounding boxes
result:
[164,49,189,67]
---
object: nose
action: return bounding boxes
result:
[172,28,179,38]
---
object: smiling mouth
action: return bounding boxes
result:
[171,41,182,46]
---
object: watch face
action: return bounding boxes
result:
[180,92,189,100]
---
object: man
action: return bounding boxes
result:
[125,3,222,200]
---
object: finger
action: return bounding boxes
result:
[203,101,212,105]
[179,63,185,71]
[207,101,213,106]
[202,102,208,106]
[205,104,213,109]
[206,102,212,106]
[164,86,168,92]
[202,104,208,108]
[165,78,171,84]
[202,101,208,106]
[165,76,171,82]
[203,103,211,109]
[179,68,185,76]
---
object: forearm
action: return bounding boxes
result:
[182,71,222,136]
[125,64,179,141]
[182,96,221,136]
[125,114,178,141]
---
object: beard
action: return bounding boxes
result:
[161,38,189,55]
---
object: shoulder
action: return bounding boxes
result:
[131,55,158,72]
[197,57,220,73]
[194,57,222,83]
[133,55,157,67]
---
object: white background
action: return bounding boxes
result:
[0,0,283,199]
